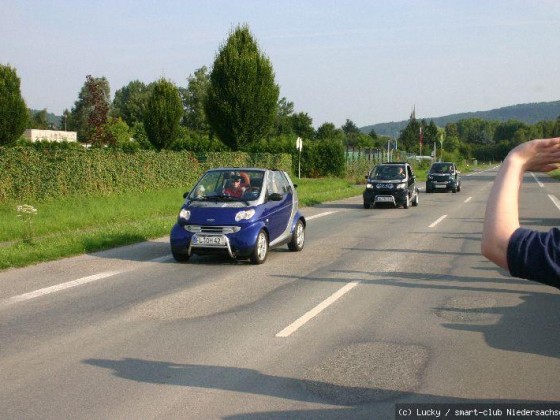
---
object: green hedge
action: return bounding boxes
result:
[0,147,292,203]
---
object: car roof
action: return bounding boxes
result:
[204,167,290,175]
[379,162,408,166]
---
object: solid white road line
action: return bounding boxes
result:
[531,172,544,188]
[276,280,361,337]
[307,210,339,221]
[1,271,122,306]
[149,255,174,263]
[548,194,560,212]
[429,215,447,228]
[464,196,472,203]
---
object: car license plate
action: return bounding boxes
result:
[376,196,393,202]
[435,184,447,188]
[192,234,226,246]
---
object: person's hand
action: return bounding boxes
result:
[508,137,560,173]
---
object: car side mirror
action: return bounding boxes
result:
[183,191,189,199]
[365,175,369,179]
[293,183,298,188]
[268,192,283,201]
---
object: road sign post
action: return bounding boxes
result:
[296,137,303,179]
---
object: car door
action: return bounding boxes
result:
[406,165,415,197]
[451,164,458,184]
[262,171,293,243]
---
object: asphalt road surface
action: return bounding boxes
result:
[1,167,559,419]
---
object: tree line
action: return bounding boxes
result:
[2,23,559,169]
[396,113,560,163]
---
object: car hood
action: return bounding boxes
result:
[187,200,250,208]
[182,205,264,226]
[369,178,407,183]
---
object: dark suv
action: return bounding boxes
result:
[363,162,419,209]
[425,162,461,193]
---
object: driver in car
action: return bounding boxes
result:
[223,176,245,198]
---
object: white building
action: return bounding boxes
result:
[24,129,77,143]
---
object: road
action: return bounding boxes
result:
[1,167,559,419]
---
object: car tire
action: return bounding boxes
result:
[172,249,190,263]
[412,190,419,206]
[403,195,410,209]
[250,229,268,264]
[457,184,461,192]
[288,220,305,251]
[363,201,371,209]
[452,187,457,193]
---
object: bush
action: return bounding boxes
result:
[0,147,292,203]
[301,139,345,178]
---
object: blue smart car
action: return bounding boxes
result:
[170,168,306,264]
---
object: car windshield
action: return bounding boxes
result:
[370,165,406,180]
[189,170,265,202]
[430,163,453,174]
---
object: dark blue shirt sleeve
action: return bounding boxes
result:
[507,227,560,288]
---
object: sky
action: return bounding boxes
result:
[2,0,560,128]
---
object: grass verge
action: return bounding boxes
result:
[0,178,362,270]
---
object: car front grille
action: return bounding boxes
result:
[185,225,241,234]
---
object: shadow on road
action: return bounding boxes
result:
[285,268,560,360]
[83,357,558,419]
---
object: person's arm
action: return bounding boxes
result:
[481,137,560,270]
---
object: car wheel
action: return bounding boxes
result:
[250,229,268,264]
[403,194,410,209]
[412,190,419,206]
[171,249,190,263]
[363,201,371,209]
[288,220,305,251]
[457,184,461,192]
[452,187,457,193]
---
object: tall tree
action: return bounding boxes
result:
[205,24,279,150]
[424,120,439,146]
[30,108,50,129]
[180,66,210,132]
[111,80,152,128]
[291,112,314,139]
[85,75,112,146]
[342,119,361,146]
[275,97,295,136]
[144,78,183,150]
[398,115,421,153]
[0,64,28,146]
[68,75,110,143]
[315,122,345,142]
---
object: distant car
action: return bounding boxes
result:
[363,162,419,209]
[426,162,461,193]
[170,168,306,264]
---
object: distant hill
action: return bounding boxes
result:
[361,100,560,138]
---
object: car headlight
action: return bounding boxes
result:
[366,183,373,189]
[235,209,255,222]
[395,183,406,190]
[179,208,191,221]
[428,175,434,180]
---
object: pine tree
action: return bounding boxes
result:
[144,78,183,150]
[205,24,279,150]
[0,64,28,146]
